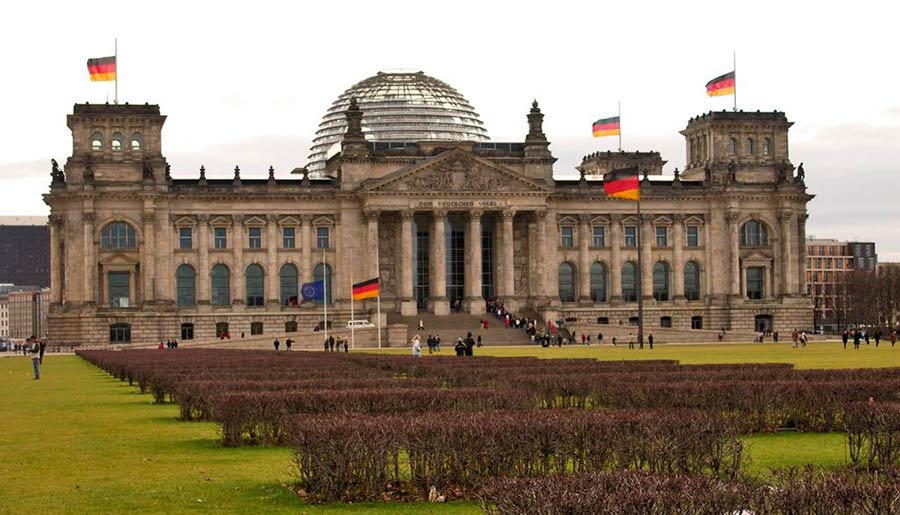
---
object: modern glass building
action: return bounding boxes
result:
[306,70,489,175]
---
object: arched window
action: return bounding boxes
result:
[762,138,772,156]
[246,264,264,306]
[131,132,142,151]
[111,132,123,151]
[101,222,137,249]
[740,220,769,246]
[652,261,670,301]
[589,261,607,302]
[621,262,638,302]
[313,264,333,305]
[211,264,230,306]
[558,262,576,302]
[279,264,299,306]
[728,137,737,155]
[684,261,701,301]
[176,264,196,307]
[746,138,756,155]
[91,132,103,151]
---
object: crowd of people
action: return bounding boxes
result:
[842,328,897,349]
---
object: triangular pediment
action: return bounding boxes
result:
[743,251,773,263]
[244,215,267,226]
[209,215,232,227]
[173,215,196,227]
[653,215,674,226]
[279,215,301,226]
[100,252,140,266]
[684,215,705,226]
[363,149,552,193]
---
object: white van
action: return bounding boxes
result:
[346,319,375,329]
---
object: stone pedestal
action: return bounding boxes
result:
[430,298,450,316]
[399,299,418,316]
[465,297,485,315]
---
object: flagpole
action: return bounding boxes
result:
[114,38,118,105]
[376,243,382,349]
[350,245,356,350]
[733,49,737,112]
[323,246,328,346]
[618,100,622,151]
[636,187,644,349]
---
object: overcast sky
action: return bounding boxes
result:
[2,1,899,258]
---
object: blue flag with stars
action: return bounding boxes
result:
[301,281,325,302]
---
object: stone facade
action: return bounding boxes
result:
[43,101,813,346]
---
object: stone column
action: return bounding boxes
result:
[49,215,63,304]
[141,211,156,304]
[154,209,173,303]
[672,215,685,300]
[727,210,741,298]
[609,214,622,302]
[501,209,516,303]
[300,215,312,286]
[430,210,449,315]
[197,215,210,306]
[578,214,592,304]
[798,214,808,296]
[533,210,547,303]
[83,212,95,304]
[398,211,416,316]
[779,211,794,296]
[465,210,484,314]
[365,210,380,281]
[741,267,747,298]
[232,214,245,306]
[640,215,653,301]
[765,263,773,299]
[266,214,279,307]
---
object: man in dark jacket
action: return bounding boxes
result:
[454,338,466,356]
[464,332,475,356]
[273,338,280,351]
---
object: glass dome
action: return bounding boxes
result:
[307,70,490,174]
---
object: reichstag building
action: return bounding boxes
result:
[44,70,813,346]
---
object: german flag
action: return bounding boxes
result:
[87,56,116,82]
[592,116,620,138]
[706,71,735,97]
[352,277,380,300]
[603,167,640,201]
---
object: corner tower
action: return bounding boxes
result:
[679,110,793,182]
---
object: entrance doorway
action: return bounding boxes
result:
[754,315,773,333]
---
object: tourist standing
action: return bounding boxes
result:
[329,336,335,352]
[628,333,634,350]
[464,332,475,356]
[853,330,861,350]
[286,338,293,351]
[598,332,603,345]
[891,330,897,347]
[842,330,849,349]
[455,338,466,356]
[476,334,482,348]
[412,335,422,357]
[648,334,654,350]
[29,338,41,380]
[273,338,280,351]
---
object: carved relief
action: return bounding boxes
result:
[378,213,398,296]
[382,154,540,192]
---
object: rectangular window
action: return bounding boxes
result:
[214,227,227,249]
[250,321,263,335]
[109,324,131,343]
[686,226,699,247]
[180,323,194,340]
[248,227,262,249]
[179,227,192,250]
[655,226,668,247]
[285,321,297,333]
[624,226,636,247]
[836,259,842,269]
[316,227,329,249]
[592,226,605,247]
[560,226,574,247]
[746,266,764,300]
[691,316,703,330]
[660,316,672,328]
[816,258,822,269]
[108,272,130,308]
[282,227,295,249]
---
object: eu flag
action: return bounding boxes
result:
[301,281,325,302]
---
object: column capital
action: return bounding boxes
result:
[501,209,516,221]
[299,214,313,223]
[777,211,793,224]
[142,212,156,224]
[266,214,279,223]
[233,214,245,224]
[363,209,380,221]
[533,209,548,221]
[49,213,64,226]
[197,214,210,223]
[399,210,414,221]
[609,213,623,223]
[725,210,741,224]
[673,213,686,223]
[579,213,592,224]
[83,212,96,224]
[432,209,448,220]
[468,209,483,220]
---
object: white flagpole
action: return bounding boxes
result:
[323,246,328,346]
[350,246,356,350]
[376,243,382,349]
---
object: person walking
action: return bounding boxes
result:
[329,336,335,352]
[39,340,46,364]
[853,330,861,350]
[598,332,603,345]
[29,338,41,380]
[773,330,779,343]
[323,338,329,352]
[158,341,164,350]
[273,338,280,351]
[417,319,425,331]
[648,334,654,350]
[891,330,897,347]
[476,334,482,348]
[285,338,293,351]
[464,332,475,356]
[842,330,849,349]
[865,331,870,346]
[875,329,881,348]
[435,334,442,352]
[412,335,422,357]
[791,329,798,349]
[628,333,634,350]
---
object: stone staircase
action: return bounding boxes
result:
[388,313,534,346]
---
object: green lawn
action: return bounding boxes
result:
[1,343,884,513]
